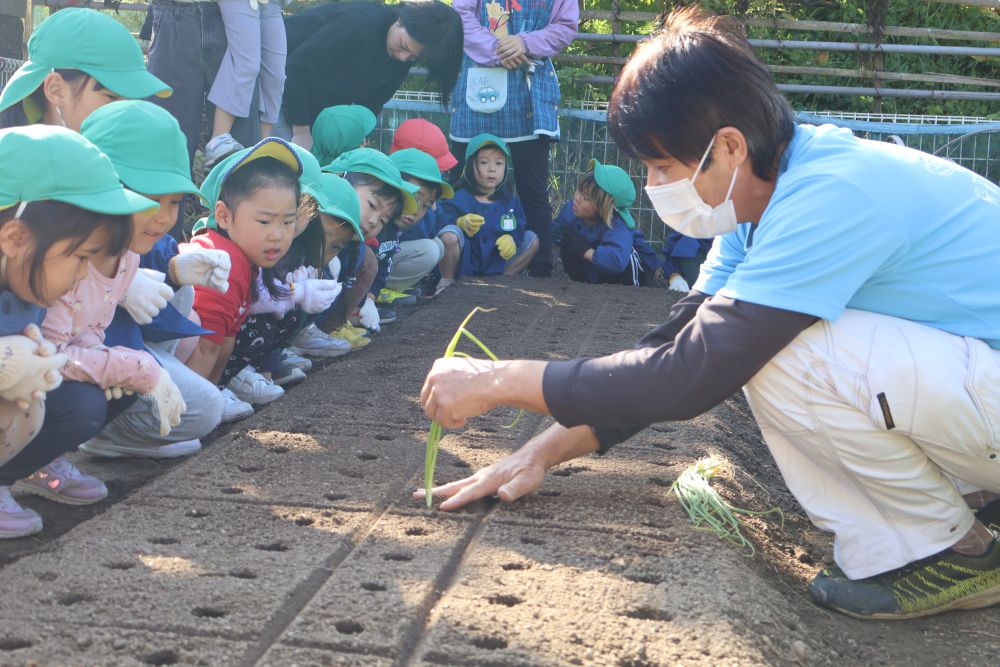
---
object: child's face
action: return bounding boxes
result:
[319,213,357,264]
[215,186,298,269]
[354,183,396,241]
[0,221,110,306]
[572,189,600,224]
[398,180,437,228]
[473,148,506,194]
[130,193,182,255]
[45,73,123,132]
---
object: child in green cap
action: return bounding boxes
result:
[319,147,418,335]
[72,100,230,461]
[554,160,668,287]
[182,138,303,419]
[0,8,171,131]
[386,147,454,300]
[0,125,155,537]
[310,105,378,167]
[435,134,538,282]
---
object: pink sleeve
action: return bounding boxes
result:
[454,0,501,66]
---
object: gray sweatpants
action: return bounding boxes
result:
[386,239,445,291]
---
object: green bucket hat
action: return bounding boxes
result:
[0,8,172,118]
[311,105,377,167]
[317,173,362,242]
[589,159,637,230]
[81,100,201,199]
[390,148,454,200]
[465,133,511,161]
[192,137,303,234]
[290,143,328,208]
[323,147,419,216]
[0,125,157,214]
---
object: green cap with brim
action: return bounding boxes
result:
[311,105,377,167]
[192,137,303,234]
[589,159,637,230]
[81,100,201,199]
[390,148,454,200]
[289,143,328,208]
[465,133,511,161]
[0,8,172,118]
[322,147,419,216]
[0,125,157,214]
[317,173,362,242]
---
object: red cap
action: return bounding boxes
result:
[390,118,458,172]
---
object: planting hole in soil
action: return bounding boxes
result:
[550,465,587,477]
[472,635,507,650]
[624,606,673,622]
[500,562,530,571]
[649,477,673,488]
[294,516,315,526]
[35,571,58,581]
[487,594,523,607]
[339,469,364,479]
[374,434,394,441]
[237,465,263,473]
[357,453,378,461]
[229,568,258,579]
[0,639,32,651]
[619,658,657,667]
[149,537,179,545]
[220,487,244,495]
[383,552,414,562]
[142,649,179,666]
[270,447,289,454]
[625,573,664,585]
[361,582,387,592]
[57,592,94,606]
[520,536,545,546]
[255,542,290,552]
[324,493,348,501]
[335,620,364,634]
[537,490,561,497]
[405,526,429,536]
[452,460,471,468]
[103,561,135,571]
[192,607,227,619]
[184,509,210,518]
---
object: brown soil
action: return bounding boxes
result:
[0,276,997,666]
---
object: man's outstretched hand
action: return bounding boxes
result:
[413,446,547,511]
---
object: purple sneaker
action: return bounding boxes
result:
[0,485,42,538]
[13,456,108,506]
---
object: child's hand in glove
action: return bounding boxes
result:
[668,273,690,293]
[141,370,186,436]
[293,279,342,314]
[358,297,381,332]
[171,248,231,293]
[495,234,517,260]
[0,324,67,409]
[120,269,173,325]
[456,214,485,237]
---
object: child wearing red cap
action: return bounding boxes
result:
[390,119,458,173]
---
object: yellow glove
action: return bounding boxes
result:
[456,213,485,237]
[496,234,517,260]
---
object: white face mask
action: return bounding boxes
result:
[644,134,739,238]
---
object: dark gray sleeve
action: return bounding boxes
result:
[543,294,819,451]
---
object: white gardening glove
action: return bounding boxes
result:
[141,370,186,436]
[327,256,341,282]
[172,248,231,293]
[358,296,380,332]
[0,324,67,409]
[120,268,173,325]
[292,278,342,314]
[668,274,690,293]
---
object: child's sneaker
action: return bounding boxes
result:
[376,288,418,308]
[290,324,352,358]
[343,324,369,338]
[0,485,42,538]
[330,324,371,350]
[280,348,313,372]
[808,537,1000,619]
[80,435,202,459]
[377,307,397,325]
[228,366,284,405]
[13,456,108,505]
[204,133,244,167]
[271,364,306,387]
[220,388,254,423]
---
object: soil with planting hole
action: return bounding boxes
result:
[0,276,995,665]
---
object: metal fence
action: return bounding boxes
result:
[375,92,1000,247]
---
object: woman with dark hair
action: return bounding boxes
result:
[280,0,463,150]
[415,6,1000,622]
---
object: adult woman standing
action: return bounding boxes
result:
[448,0,578,276]
[281,0,463,150]
[418,7,1000,621]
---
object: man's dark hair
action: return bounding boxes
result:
[397,1,463,105]
[608,5,794,181]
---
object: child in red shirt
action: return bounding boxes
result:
[184,139,303,389]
